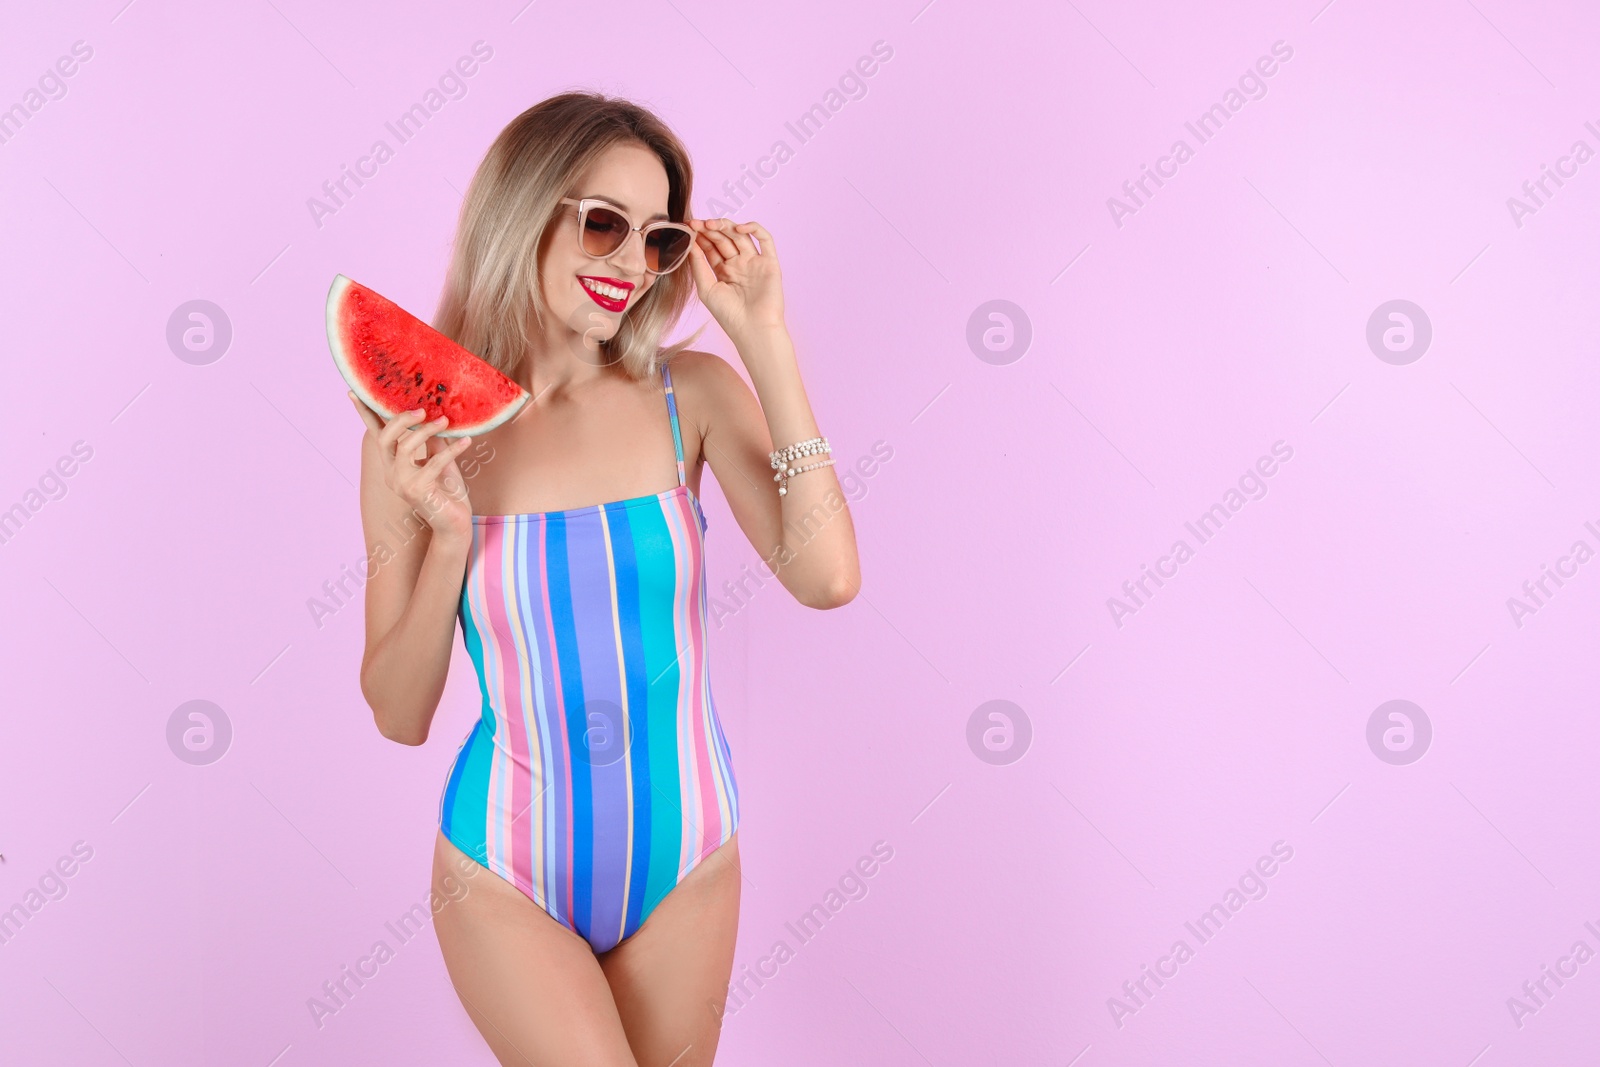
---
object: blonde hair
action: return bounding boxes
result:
[432,91,699,381]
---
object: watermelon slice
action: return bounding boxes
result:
[325,274,529,437]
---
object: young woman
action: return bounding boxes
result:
[348,92,861,1065]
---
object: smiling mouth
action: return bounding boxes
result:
[579,275,633,311]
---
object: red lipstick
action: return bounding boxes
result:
[578,275,633,313]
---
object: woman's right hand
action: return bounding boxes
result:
[348,392,476,542]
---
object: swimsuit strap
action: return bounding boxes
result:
[661,362,687,488]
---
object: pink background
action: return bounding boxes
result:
[4,0,1600,1063]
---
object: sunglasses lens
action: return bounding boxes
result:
[647,227,693,273]
[580,205,629,257]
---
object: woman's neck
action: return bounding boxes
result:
[515,342,624,401]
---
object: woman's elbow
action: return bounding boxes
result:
[377,715,429,746]
[362,677,429,746]
[799,571,859,610]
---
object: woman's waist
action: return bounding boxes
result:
[464,691,729,760]
[473,683,719,722]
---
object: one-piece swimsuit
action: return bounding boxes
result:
[438,362,740,953]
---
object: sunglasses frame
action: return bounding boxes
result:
[558,196,696,275]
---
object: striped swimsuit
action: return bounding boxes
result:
[438,363,740,954]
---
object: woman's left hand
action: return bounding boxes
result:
[686,218,785,341]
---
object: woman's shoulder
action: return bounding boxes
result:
[663,349,745,399]
[660,350,750,441]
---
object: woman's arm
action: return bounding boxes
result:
[680,217,860,609]
[349,401,478,745]
[677,341,860,609]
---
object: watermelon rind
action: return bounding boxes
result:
[325,273,529,437]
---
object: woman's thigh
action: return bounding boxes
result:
[598,833,743,1067]
[431,830,638,1067]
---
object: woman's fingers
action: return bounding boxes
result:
[694,219,726,265]
[420,436,473,481]
[398,414,449,468]
[359,398,472,517]
[396,428,464,502]
[735,221,776,258]
[694,228,726,271]
[722,220,760,257]
[348,392,385,435]
[377,407,429,459]
[700,218,742,261]
[387,415,444,476]
[686,237,719,291]
[694,222,732,268]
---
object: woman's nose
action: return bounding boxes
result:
[609,229,648,274]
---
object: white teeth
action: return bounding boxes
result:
[581,278,628,301]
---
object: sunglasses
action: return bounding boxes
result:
[558,197,696,275]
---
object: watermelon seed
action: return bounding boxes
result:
[414,372,424,386]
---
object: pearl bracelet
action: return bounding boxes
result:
[773,457,834,496]
[769,436,832,495]
[769,436,830,470]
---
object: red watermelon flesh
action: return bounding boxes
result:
[326,274,529,437]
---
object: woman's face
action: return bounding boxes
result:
[540,141,674,357]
